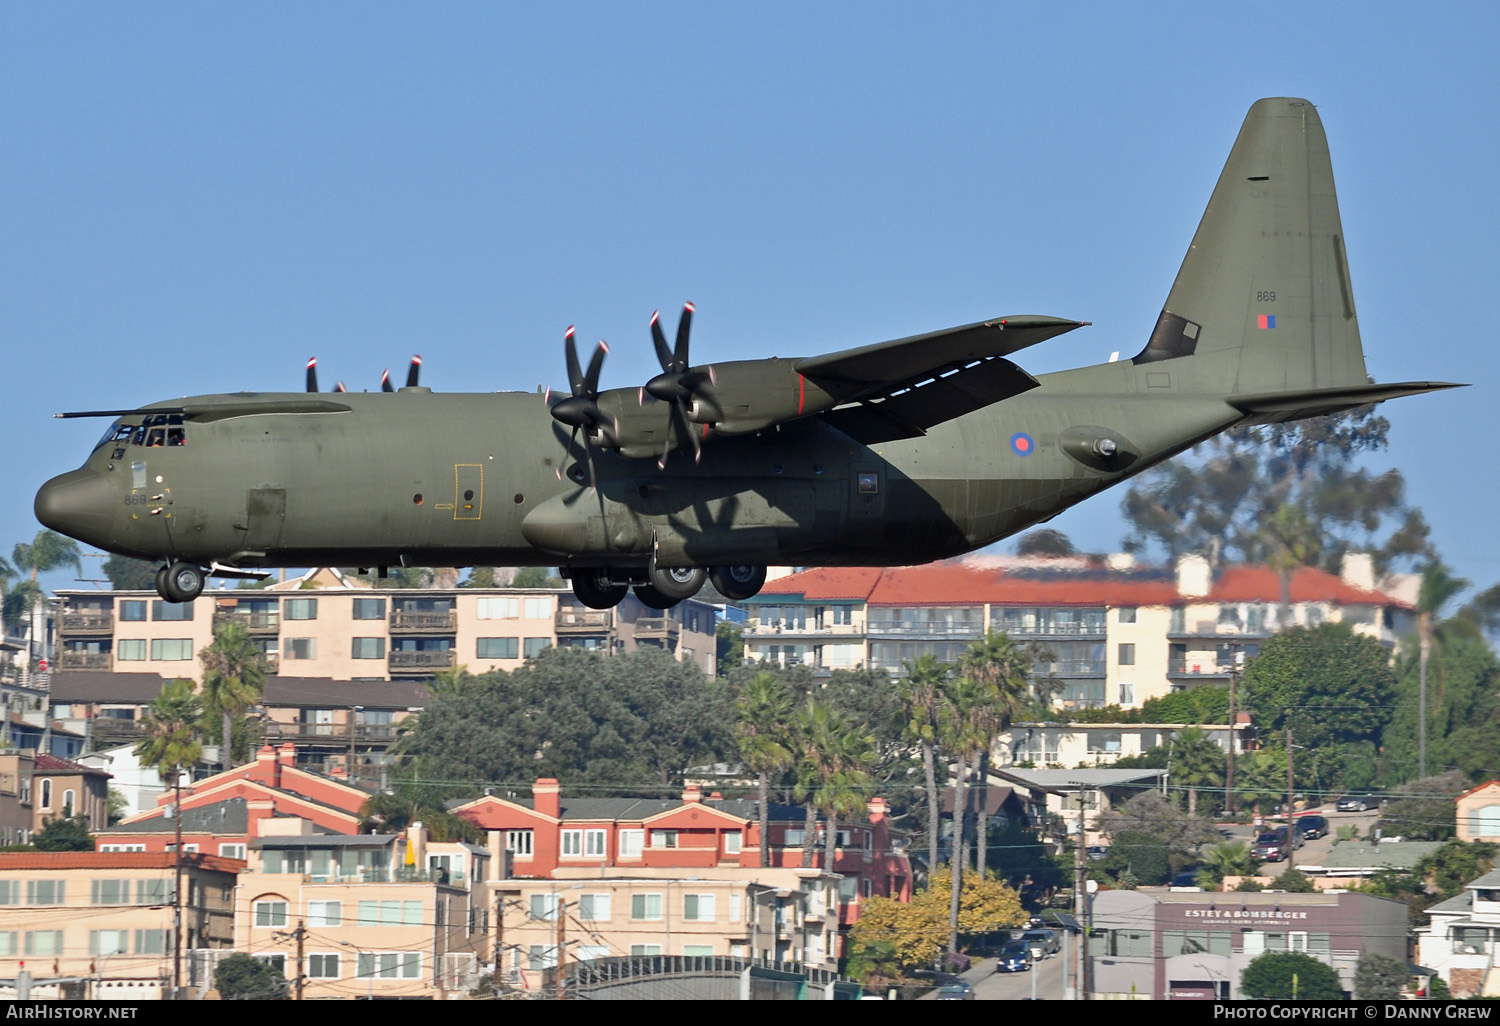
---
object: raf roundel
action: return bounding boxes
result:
[1011,432,1034,456]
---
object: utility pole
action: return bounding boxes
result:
[1225,672,1237,816]
[1072,783,1092,1000]
[296,918,305,1000]
[1285,722,1296,875]
[555,899,566,1000]
[172,775,182,1001]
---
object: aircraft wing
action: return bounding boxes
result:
[800,315,1084,443]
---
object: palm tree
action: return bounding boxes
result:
[359,759,481,843]
[6,531,82,658]
[941,674,997,955]
[956,632,1031,877]
[134,678,203,1001]
[1171,726,1226,816]
[198,620,269,770]
[897,654,952,875]
[734,673,795,867]
[791,698,836,869]
[1415,563,1468,779]
[1201,841,1254,885]
[1233,749,1288,819]
[810,716,876,871]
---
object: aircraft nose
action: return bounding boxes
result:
[35,468,115,545]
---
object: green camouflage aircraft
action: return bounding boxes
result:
[36,98,1459,609]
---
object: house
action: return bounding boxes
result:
[990,767,1168,846]
[0,851,241,1001]
[1417,869,1500,998]
[1457,780,1500,843]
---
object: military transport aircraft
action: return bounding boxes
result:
[35,98,1460,610]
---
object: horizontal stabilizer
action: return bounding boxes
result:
[1229,381,1465,422]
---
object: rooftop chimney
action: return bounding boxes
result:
[534,778,561,820]
[1176,553,1212,599]
[1341,552,1375,592]
[682,784,703,804]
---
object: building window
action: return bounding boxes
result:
[150,638,194,660]
[585,829,607,857]
[526,946,557,970]
[523,637,551,659]
[351,637,386,659]
[630,944,662,956]
[1107,929,1153,957]
[651,829,678,849]
[117,638,146,661]
[133,929,166,955]
[90,879,126,904]
[521,598,550,619]
[308,953,341,979]
[135,879,168,903]
[618,829,643,858]
[255,954,287,973]
[683,944,714,957]
[284,598,318,621]
[307,901,342,927]
[284,638,316,660]
[219,843,247,860]
[353,598,386,620]
[477,637,518,659]
[561,830,583,857]
[24,931,63,956]
[255,900,289,928]
[578,894,610,921]
[1118,606,1137,624]
[119,600,147,621]
[631,893,663,921]
[476,597,518,620]
[1118,682,1136,705]
[529,895,559,922]
[683,894,715,921]
[62,790,75,818]
[505,830,533,857]
[89,930,128,955]
[0,933,15,956]
[151,601,194,621]
[355,900,422,926]
[724,830,742,855]
[40,780,52,810]
[1118,643,1135,666]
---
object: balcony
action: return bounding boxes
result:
[633,616,680,642]
[744,620,863,638]
[58,651,111,670]
[1167,661,1235,681]
[991,621,1106,639]
[866,620,982,639]
[556,609,612,633]
[389,650,455,673]
[212,609,280,634]
[89,717,146,745]
[59,612,113,635]
[1168,621,1269,641]
[1035,660,1105,678]
[265,723,402,745]
[390,609,458,633]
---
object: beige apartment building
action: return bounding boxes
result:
[55,568,718,683]
[496,866,843,991]
[234,820,491,999]
[743,553,1409,710]
[0,851,240,1001]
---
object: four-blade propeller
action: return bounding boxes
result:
[645,303,711,468]
[545,326,612,485]
[306,355,421,393]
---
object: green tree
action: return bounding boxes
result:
[1200,841,1254,885]
[6,529,83,630]
[897,653,952,875]
[214,951,286,999]
[1241,623,1397,752]
[134,679,204,790]
[1381,634,1500,784]
[1240,951,1345,999]
[1354,953,1408,999]
[511,566,562,588]
[360,759,481,843]
[198,620,269,769]
[1170,726,1225,816]
[1272,867,1315,892]
[716,619,745,676]
[1014,529,1075,557]
[957,632,1031,878]
[460,566,497,588]
[1099,790,1218,869]
[1374,771,1469,841]
[32,816,94,852]
[1414,563,1470,779]
[1138,686,1230,725]
[1103,829,1170,886]
[734,672,795,867]
[103,554,157,590]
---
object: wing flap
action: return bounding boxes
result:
[819,357,1040,443]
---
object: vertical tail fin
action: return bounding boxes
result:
[1135,98,1369,396]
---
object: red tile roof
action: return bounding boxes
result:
[33,753,111,777]
[758,561,1407,608]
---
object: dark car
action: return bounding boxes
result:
[1021,928,1061,959]
[1086,845,1110,860]
[996,939,1034,973]
[935,982,975,1000]
[1170,869,1203,888]
[1336,794,1380,812]
[1252,826,1302,861]
[1295,815,1329,840]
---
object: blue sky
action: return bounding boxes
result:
[4,3,1497,595]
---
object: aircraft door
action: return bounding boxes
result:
[242,488,286,551]
[454,464,483,521]
[849,462,885,525]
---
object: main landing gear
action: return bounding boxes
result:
[568,563,766,610]
[154,561,206,603]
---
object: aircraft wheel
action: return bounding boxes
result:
[154,565,170,597]
[572,571,628,610]
[647,562,706,601]
[160,562,205,603]
[632,583,681,610]
[709,565,767,601]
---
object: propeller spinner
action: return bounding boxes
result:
[547,327,611,486]
[645,303,710,467]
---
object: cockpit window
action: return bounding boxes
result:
[94,414,188,453]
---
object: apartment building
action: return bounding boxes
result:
[497,866,843,989]
[455,780,912,937]
[0,751,111,844]
[742,553,1409,709]
[0,851,240,1001]
[234,821,490,999]
[1417,869,1500,998]
[53,568,718,684]
[998,719,1252,768]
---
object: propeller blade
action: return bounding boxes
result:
[651,310,672,370]
[334,381,347,393]
[564,326,583,395]
[674,302,694,371]
[583,341,608,396]
[306,358,319,393]
[406,354,422,388]
[381,369,394,392]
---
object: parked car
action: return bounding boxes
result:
[1295,815,1328,840]
[1021,928,1061,959]
[1170,869,1204,888]
[995,939,1034,973]
[1252,826,1302,861]
[1086,845,1110,860]
[1336,794,1380,812]
[935,982,975,1000]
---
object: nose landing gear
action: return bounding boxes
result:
[155,561,206,603]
